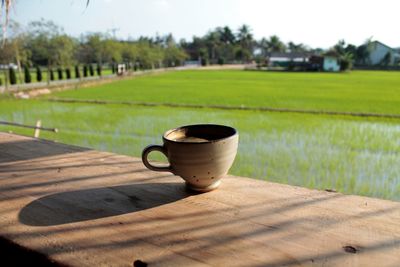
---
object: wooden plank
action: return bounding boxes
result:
[0,132,399,266]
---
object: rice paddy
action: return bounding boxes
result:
[1,70,399,200]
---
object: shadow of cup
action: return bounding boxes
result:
[19,182,189,226]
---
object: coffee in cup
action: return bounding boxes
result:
[142,124,239,192]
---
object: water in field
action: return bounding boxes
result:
[1,100,399,200]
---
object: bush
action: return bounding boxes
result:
[50,68,55,81]
[287,61,295,71]
[217,58,225,65]
[340,59,352,71]
[89,64,94,76]
[66,68,71,79]
[201,58,208,66]
[0,78,2,86]
[75,65,81,78]
[24,66,32,83]
[83,65,88,77]
[96,64,102,76]
[9,67,17,85]
[111,63,115,74]
[57,68,63,80]
[36,66,42,82]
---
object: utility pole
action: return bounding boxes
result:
[109,27,120,39]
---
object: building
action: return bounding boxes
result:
[368,41,400,65]
[267,52,310,68]
[266,52,341,72]
[323,56,340,71]
[321,51,341,72]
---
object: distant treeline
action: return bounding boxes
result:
[0,19,393,74]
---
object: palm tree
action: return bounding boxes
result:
[1,0,89,44]
[258,38,269,57]
[1,0,12,44]
[237,25,253,46]
[237,24,254,61]
[288,42,307,53]
[333,39,346,55]
[205,31,221,62]
[266,35,286,53]
[219,26,235,45]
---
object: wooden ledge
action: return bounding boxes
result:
[0,132,399,266]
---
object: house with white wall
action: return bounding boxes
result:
[322,56,340,72]
[368,41,400,65]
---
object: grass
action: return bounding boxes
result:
[1,69,399,200]
[54,70,400,115]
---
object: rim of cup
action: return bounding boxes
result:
[163,124,238,144]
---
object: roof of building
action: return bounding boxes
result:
[370,41,395,50]
[323,50,340,58]
[267,52,311,58]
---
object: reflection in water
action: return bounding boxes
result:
[1,103,399,200]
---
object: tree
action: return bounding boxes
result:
[65,67,71,79]
[75,65,80,78]
[0,21,28,84]
[57,67,63,80]
[234,47,251,62]
[162,34,187,67]
[340,52,353,71]
[102,38,122,63]
[288,42,308,53]
[0,0,13,44]
[219,26,235,44]
[49,68,55,81]
[205,31,221,62]
[380,51,392,66]
[121,42,138,68]
[355,38,373,65]
[344,44,357,58]
[83,65,88,77]
[9,67,17,84]
[136,40,160,69]
[24,65,31,83]
[258,38,269,57]
[89,64,94,76]
[236,24,254,61]
[36,66,42,82]
[51,34,76,67]
[96,64,102,76]
[76,33,122,65]
[25,19,62,66]
[333,39,346,56]
[266,35,286,53]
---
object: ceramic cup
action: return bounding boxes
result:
[142,124,239,192]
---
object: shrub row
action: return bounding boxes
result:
[5,64,105,85]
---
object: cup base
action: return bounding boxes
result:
[185,180,221,193]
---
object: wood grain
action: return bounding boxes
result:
[0,132,399,266]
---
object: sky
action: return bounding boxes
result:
[12,0,400,49]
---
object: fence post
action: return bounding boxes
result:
[34,120,41,138]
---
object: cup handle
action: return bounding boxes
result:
[141,145,172,172]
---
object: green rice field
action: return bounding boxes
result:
[1,70,399,200]
[56,70,400,115]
